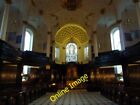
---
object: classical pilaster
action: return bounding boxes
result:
[93,31,98,57]
[88,40,92,61]
[117,20,126,50]
[52,40,55,62]
[46,31,51,57]
[0,1,11,40]
[136,1,140,29]
[20,24,26,51]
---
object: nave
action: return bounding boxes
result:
[1,36,140,105]
[29,90,117,105]
[0,0,140,105]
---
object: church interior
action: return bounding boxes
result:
[0,0,140,105]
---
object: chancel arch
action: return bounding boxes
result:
[54,24,89,64]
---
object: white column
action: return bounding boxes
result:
[93,33,98,57]
[119,23,126,50]
[117,10,126,50]
[46,33,51,57]
[52,41,55,62]
[20,25,26,51]
[88,40,92,61]
[0,3,10,40]
[135,1,140,29]
[51,30,55,62]
[88,31,93,61]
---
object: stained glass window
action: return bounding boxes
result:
[66,43,77,62]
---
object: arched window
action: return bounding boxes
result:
[111,27,122,51]
[24,29,33,51]
[110,27,123,81]
[23,29,33,77]
[55,47,60,60]
[84,46,89,60]
[66,43,77,62]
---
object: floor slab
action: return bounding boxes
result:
[29,90,118,105]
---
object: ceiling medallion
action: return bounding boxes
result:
[62,0,82,11]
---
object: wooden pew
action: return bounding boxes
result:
[21,51,50,103]
[22,51,49,66]
[0,40,50,105]
[93,50,124,104]
[93,42,140,105]
[0,39,24,105]
[121,64,140,105]
[120,42,140,105]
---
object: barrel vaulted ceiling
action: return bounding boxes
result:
[55,24,89,45]
[0,0,135,35]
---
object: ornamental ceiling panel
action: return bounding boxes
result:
[55,24,89,45]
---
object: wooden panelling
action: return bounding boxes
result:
[127,64,140,87]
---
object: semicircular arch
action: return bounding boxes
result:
[55,24,89,45]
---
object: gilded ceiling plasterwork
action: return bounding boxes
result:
[55,24,89,45]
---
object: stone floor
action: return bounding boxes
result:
[29,90,118,105]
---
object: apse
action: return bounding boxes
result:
[55,24,90,64]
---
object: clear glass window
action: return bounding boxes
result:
[55,47,60,60]
[111,28,122,51]
[24,29,33,51]
[84,46,89,59]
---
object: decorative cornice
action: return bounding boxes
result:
[116,19,122,24]
[31,0,36,7]
[100,8,106,15]
[89,40,92,43]
[48,31,52,35]
[39,10,44,16]
[109,19,122,28]
[5,0,12,4]
[132,0,139,3]
[108,0,113,6]
[22,20,28,25]
[52,40,55,44]
[93,31,97,34]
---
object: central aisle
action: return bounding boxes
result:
[29,90,118,105]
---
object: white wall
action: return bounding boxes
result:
[96,25,112,53]
[121,6,140,48]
